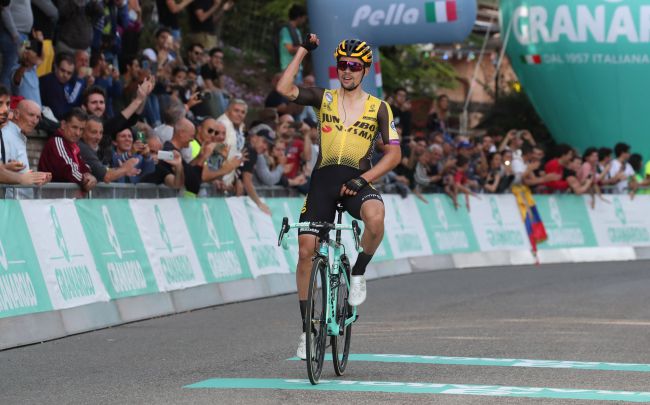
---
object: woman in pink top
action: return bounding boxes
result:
[578,147,599,183]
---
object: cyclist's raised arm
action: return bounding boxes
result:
[276,33,324,108]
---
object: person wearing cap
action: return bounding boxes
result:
[277,34,401,359]
[10,39,43,105]
[249,124,282,186]
[456,139,481,187]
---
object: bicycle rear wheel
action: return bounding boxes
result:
[306,256,328,385]
[332,255,352,376]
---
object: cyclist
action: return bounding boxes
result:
[276,33,401,359]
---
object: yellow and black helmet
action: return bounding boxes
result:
[334,39,373,66]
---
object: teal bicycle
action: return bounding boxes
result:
[278,202,362,385]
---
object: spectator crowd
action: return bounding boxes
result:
[0,1,646,212]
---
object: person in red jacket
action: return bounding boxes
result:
[543,143,574,193]
[38,108,98,192]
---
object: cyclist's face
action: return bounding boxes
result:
[337,57,367,90]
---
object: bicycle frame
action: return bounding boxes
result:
[278,212,361,337]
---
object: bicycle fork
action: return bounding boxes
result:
[318,242,357,337]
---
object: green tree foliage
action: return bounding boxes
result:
[380,46,458,99]
[261,0,306,20]
[477,89,553,145]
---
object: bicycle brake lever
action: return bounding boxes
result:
[278,217,289,247]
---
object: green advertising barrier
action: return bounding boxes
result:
[76,200,160,298]
[534,196,597,249]
[225,197,290,278]
[2,194,649,321]
[382,194,432,259]
[467,195,530,251]
[586,195,650,246]
[266,197,304,272]
[415,194,480,254]
[20,200,110,310]
[129,199,206,290]
[0,201,52,318]
[179,198,251,282]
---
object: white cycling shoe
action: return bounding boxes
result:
[296,332,308,360]
[348,275,367,306]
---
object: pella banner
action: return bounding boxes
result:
[307,0,477,94]
[500,0,650,154]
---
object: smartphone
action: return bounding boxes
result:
[135,131,146,143]
[157,150,174,161]
[234,152,244,167]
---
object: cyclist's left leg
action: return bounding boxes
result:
[344,187,385,305]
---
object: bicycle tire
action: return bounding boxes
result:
[306,256,328,385]
[332,255,352,376]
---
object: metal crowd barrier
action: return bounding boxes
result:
[0,183,302,199]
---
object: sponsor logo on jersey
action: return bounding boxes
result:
[323,125,333,133]
[325,92,334,103]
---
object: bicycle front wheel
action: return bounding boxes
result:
[306,256,328,385]
[332,254,352,376]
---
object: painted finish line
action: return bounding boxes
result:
[185,378,650,402]
[286,354,650,373]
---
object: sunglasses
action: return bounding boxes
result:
[337,60,364,72]
[207,128,225,135]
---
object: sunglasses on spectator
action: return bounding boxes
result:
[207,128,225,135]
[337,61,364,72]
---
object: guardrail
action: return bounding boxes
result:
[0,183,302,199]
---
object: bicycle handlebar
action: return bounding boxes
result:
[277,217,363,253]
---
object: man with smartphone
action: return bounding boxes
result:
[141,118,200,193]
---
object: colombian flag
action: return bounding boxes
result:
[512,185,547,254]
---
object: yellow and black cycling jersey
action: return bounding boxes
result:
[295,87,400,172]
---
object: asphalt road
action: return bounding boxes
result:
[2,261,650,404]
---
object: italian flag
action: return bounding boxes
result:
[521,54,542,65]
[425,1,458,23]
[328,66,339,89]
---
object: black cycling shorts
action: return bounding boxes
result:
[298,166,383,236]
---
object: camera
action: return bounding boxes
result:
[198,91,211,101]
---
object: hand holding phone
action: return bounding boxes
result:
[157,150,174,161]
